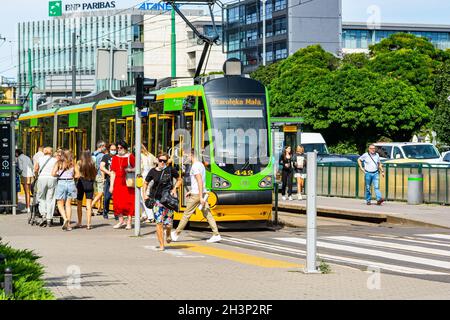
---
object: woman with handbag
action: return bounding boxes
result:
[143,153,182,251]
[74,150,97,230]
[109,140,136,230]
[52,149,77,231]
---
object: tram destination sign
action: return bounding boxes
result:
[209,97,264,107]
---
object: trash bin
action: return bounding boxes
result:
[407,174,424,205]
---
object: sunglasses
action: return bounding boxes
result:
[158,158,168,163]
[118,146,124,149]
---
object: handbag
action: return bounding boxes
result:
[125,155,135,188]
[160,188,179,212]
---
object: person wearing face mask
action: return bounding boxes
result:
[91,141,107,215]
[99,143,117,220]
[109,141,135,229]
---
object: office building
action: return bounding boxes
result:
[223,0,342,73]
[342,22,450,53]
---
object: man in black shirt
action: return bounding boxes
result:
[100,143,117,219]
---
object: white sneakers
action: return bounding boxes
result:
[170,230,179,242]
[282,196,287,201]
[298,193,303,200]
[288,196,293,201]
[207,235,222,243]
[171,231,221,243]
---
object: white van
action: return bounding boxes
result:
[300,133,329,154]
[374,142,446,164]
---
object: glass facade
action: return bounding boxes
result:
[224,0,288,69]
[18,12,144,97]
[343,28,450,50]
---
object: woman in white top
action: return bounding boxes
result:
[35,147,58,226]
[16,149,34,213]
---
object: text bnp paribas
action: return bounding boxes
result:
[64,1,116,11]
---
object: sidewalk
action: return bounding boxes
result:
[277,196,450,228]
[1,213,450,299]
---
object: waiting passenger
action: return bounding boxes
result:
[35,147,58,227]
[75,151,97,230]
[100,143,117,220]
[279,146,294,201]
[52,149,77,231]
[140,144,157,223]
[16,149,34,213]
[292,145,307,200]
[91,141,107,215]
[109,140,135,230]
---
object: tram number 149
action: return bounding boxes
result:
[234,170,254,176]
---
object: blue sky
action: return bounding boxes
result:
[1,0,450,78]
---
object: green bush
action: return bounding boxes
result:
[328,141,359,154]
[0,242,55,300]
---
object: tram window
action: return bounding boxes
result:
[57,115,69,148]
[39,117,54,148]
[97,108,121,143]
[78,112,92,151]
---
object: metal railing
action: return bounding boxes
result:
[316,163,450,205]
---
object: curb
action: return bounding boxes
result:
[276,203,450,229]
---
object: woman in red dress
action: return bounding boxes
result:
[109,140,135,230]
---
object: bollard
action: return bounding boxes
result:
[305,152,319,273]
[4,267,13,296]
[407,174,424,205]
[274,182,279,225]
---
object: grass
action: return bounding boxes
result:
[318,258,332,274]
[0,241,55,300]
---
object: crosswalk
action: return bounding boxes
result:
[221,233,450,277]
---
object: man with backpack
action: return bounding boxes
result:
[358,144,385,206]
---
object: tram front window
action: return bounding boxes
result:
[206,95,269,176]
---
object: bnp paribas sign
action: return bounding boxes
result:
[49,1,117,17]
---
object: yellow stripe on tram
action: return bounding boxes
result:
[169,243,303,269]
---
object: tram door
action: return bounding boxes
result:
[57,128,87,159]
[109,117,134,148]
[22,128,43,156]
[177,112,195,208]
[148,114,175,156]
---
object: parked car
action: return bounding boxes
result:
[442,151,450,162]
[374,142,448,165]
[300,133,354,165]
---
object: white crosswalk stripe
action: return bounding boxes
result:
[222,232,450,276]
[323,236,450,257]
[415,234,450,241]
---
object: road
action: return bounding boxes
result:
[190,213,450,283]
[2,211,450,299]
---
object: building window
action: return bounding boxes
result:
[274,0,286,11]
[246,29,258,42]
[259,0,273,20]
[274,17,287,35]
[228,32,240,51]
[228,7,239,23]
[246,4,257,24]
[274,42,287,60]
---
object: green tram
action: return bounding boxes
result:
[18,75,274,225]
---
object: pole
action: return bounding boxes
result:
[27,49,33,111]
[134,108,142,237]
[262,0,266,66]
[171,7,177,78]
[306,151,319,273]
[72,32,77,100]
[271,125,278,225]
[10,117,17,216]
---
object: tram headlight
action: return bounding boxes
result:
[259,176,273,188]
[212,175,231,189]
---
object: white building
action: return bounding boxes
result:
[143,9,226,79]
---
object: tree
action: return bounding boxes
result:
[433,61,450,144]
[370,33,438,58]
